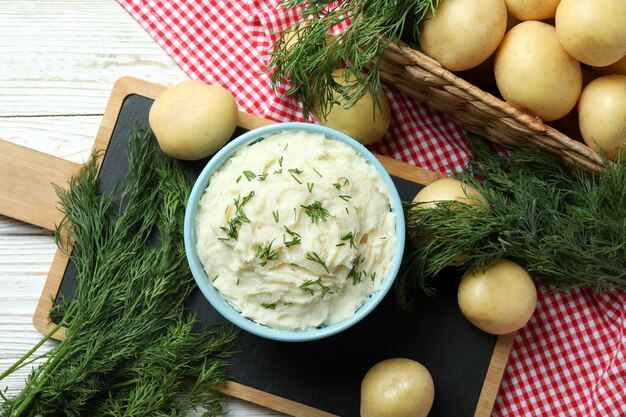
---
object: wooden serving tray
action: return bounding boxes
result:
[1,77,513,417]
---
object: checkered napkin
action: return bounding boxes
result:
[117,1,626,415]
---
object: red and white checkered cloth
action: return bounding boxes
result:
[117,1,626,415]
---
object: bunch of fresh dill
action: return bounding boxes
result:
[0,129,235,416]
[268,0,439,119]
[399,135,626,308]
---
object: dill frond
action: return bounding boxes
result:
[268,0,439,119]
[398,134,626,309]
[0,129,235,416]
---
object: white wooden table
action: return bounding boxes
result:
[0,1,285,415]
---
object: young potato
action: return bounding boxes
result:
[494,21,582,121]
[578,75,626,160]
[149,79,238,160]
[412,178,489,210]
[360,358,434,417]
[411,178,489,265]
[556,0,626,67]
[419,0,508,71]
[504,0,560,21]
[458,259,537,335]
[315,68,391,145]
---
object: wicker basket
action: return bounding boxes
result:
[377,40,604,173]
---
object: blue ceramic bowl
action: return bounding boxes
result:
[184,122,405,342]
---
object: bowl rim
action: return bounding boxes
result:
[183,122,405,342]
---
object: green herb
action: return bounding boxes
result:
[312,167,323,178]
[338,194,351,201]
[306,252,330,273]
[398,134,626,307]
[278,156,284,167]
[288,167,303,184]
[258,173,268,181]
[219,191,255,241]
[332,177,350,190]
[268,0,438,119]
[301,200,332,224]
[273,210,280,223]
[348,253,366,285]
[340,231,357,248]
[261,303,277,309]
[283,226,302,247]
[256,239,279,266]
[0,129,235,416]
[243,170,257,181]
[299,277,331,298]
[307,182,315,193]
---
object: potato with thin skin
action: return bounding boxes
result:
[410,178,489,265]
[578,75,626,160]
[504,0,560,21]
[419,0,507,71]
[315,69,391,145]
[494,21,582,121]
[149,79,238,160]
[458,259,537,335]
[555,0,626,67]
[360,358,434,417]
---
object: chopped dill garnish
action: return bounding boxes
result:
[340,231,357,249]
[256,239,278,266]
[300,277,331,298]
[261,302,277,309]
[307,182,315,193]
[258,173,268,181]
[306,252,330,273]
[273,210,280,223]
[283,226,302,248]
[288,168,303,184]
[312,167,322,178]
[370,271,377,282]
[243,170,257,181]
[278,156,284,167]
[301,200,332,224]
[274,169,283,175]
[348,253,366,285]
[219,191,255,241]
[332,177,350,190]
[338,194,351,201]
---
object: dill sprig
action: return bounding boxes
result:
[398,134,626,308]
[307,251,330,273]
[283,226,302,247]
[300,277,332,298]
[219,191,255,241]
[0,129,235,416]
[301,200,333,224]
[256,239,279,266]
[268,0,439,119]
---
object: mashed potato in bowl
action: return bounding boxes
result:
[185,123,404,341]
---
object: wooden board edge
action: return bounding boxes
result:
[219,381,338,417]
[474,332,516,417]
[30,75,512,417]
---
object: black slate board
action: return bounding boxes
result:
[55,93,497,417]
